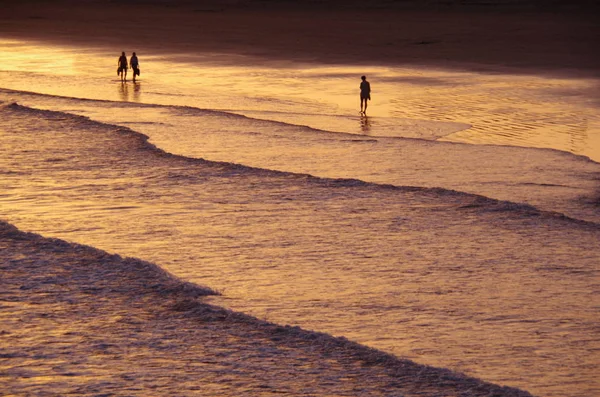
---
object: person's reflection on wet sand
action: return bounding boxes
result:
[360,114,371,134]
[132,82,141,102]
[118,81,129,101]
[118,81,141,102]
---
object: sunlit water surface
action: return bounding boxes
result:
[1,39,599,397]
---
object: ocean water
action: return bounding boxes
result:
[1,38,599,396]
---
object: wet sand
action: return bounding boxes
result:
[0,221,532,396]
[1,0,599,77]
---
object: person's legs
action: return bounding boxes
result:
[361,97,368,113]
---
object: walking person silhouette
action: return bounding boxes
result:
[130,52,140,82]
[360,75,371,114]
[117,51,128,82]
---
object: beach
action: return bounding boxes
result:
[1,1,599,396]
[1,0,599,75]
[1,220,536,396]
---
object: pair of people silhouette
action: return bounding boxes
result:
[117,52,140,82]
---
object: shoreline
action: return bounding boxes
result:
[0,220,533,396]
[3,73,589,391]
[1,3,599,395]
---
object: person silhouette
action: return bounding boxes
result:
[117,51,128,82]
[130,52,139,82]
[360,75,371,114]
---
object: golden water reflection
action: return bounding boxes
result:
[1,103,599,397]
[2,38,600,397]
[360,114,371,134]
[0,38,599,161]
[118,81,141,102]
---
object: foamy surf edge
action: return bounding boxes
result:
[0,86,472,143]
[0,219,534,396]
[4,99,599,229]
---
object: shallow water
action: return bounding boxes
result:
[1,39,599,396]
